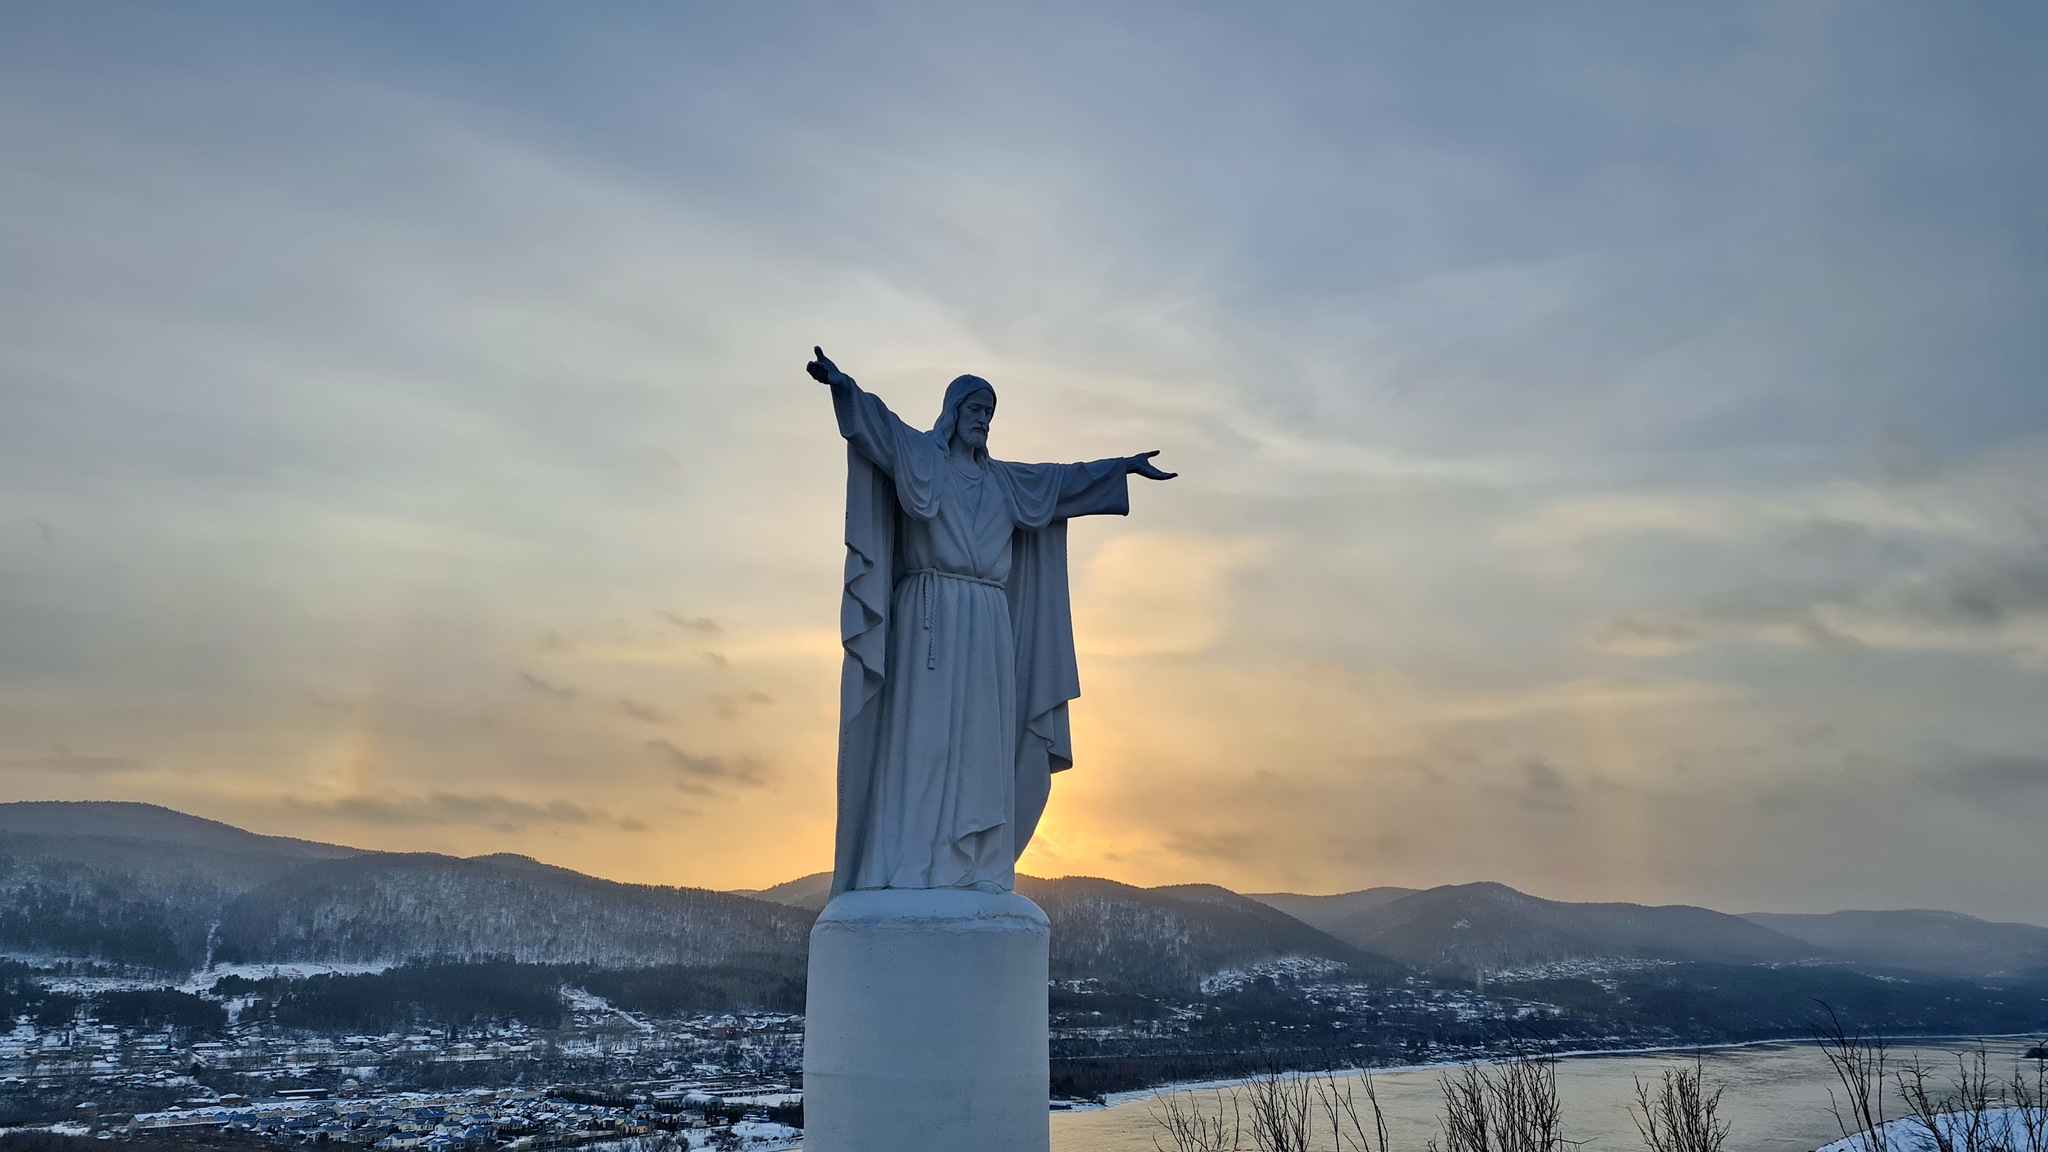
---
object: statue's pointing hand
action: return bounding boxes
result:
[1129,450,1177,481]
[808,346,853,387]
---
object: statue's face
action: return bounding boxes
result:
[954,390,995,451]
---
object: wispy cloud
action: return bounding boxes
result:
[0,749,146,776]
[286,792,648,833]
[1937,756,2048,813]
[517,672,579,700]
[617,699,669,724]
[645,741,770,794]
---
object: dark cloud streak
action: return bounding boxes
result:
[0,749,145,776]
[645,740,769,794]
[285,792,649,833]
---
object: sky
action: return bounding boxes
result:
[3,2,2046,919]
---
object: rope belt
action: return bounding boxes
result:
[902,567,1006,670]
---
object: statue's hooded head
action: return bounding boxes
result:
[931,374,996,460]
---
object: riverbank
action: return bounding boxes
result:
[1052,1036,2048,1152]
[1095,1031,2048,1110]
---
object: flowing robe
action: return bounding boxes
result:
[831,376,1131,893]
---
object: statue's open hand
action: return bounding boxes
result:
[1129,450,1177,481]
[807,346,851,387]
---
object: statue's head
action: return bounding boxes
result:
[935,375,997,456]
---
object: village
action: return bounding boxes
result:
[107,1081,802,1152]
[0,996,805,1151]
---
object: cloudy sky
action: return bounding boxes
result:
[4,2,2046,918]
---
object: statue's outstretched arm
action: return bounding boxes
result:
[808,346,922,475]
[1037,449,1173,521]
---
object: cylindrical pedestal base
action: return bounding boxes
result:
[803,888,1050,1152]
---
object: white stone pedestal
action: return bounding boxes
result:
[802,888,1050,1152]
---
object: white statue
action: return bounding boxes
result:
[808,348,1175,894]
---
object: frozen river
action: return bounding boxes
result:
[1049,1036,2047,1152]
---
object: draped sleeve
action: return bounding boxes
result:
[830,378,947,520]
[996,457,1132,529]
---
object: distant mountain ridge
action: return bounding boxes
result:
[1245,884,2048,980]
[0,801,362,862]
[1743,909,2048,979]
[738,870,1394,988]
[3,801,2044,984]
[1246,887,1419,933]
[0,803,1392,988]
[216,851,813,969]
[737,872,833,912]
[1023,876,1400,988]
[0,802,370,969]
[0,801,803,973]
[1291,881,1830,971]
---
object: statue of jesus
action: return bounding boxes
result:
[809,348,1176,896]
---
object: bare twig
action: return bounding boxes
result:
[1149,1087,1244,1152]
[1814,1004,1892,1152]
[1631,1059,1730,1152]
[2012,1053,2048,1152]
[1438,1046,1569,1152]
[1244,1066,1315,1152]
[1312,1068,1394,1152]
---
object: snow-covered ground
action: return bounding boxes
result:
[1482,957,1678,983]
[8,958,400,995]
[187,961,399,987]
[1199,956,1352,994]
[720,1119,801,1148]
[1813,1108,2048,1152]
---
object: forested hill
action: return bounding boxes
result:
[0,802,365,970]
[0,802,1388,988]
[0,801,806,973]
[216,852,813,969]
[8,801,2048,988]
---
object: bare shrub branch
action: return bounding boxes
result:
[2012,1053,2048,1152]
[1149,1065,1395,1152]
[1149,1087,1245,1152]
[1244,1067,1316,1152]
[1630,1060,1730,1152]
[1438,1047,1568,1152]
[1815,1005,1893,1152]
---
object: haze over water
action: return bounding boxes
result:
[1050,1038,2047,1152]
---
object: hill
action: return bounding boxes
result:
[741,871,1402,989]
[0,804,1393,987]
[1020,876,1404,990]
[0,801,361,862]
[216,852,810,969]
[1246,886,1418,933]
[0,801,803,972]
[1315,881,1831,971]
[740,871,834,913]
[0,802,366,968]
[1743,909,2048,979]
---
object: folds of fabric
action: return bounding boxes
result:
[851,570,1018,890]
